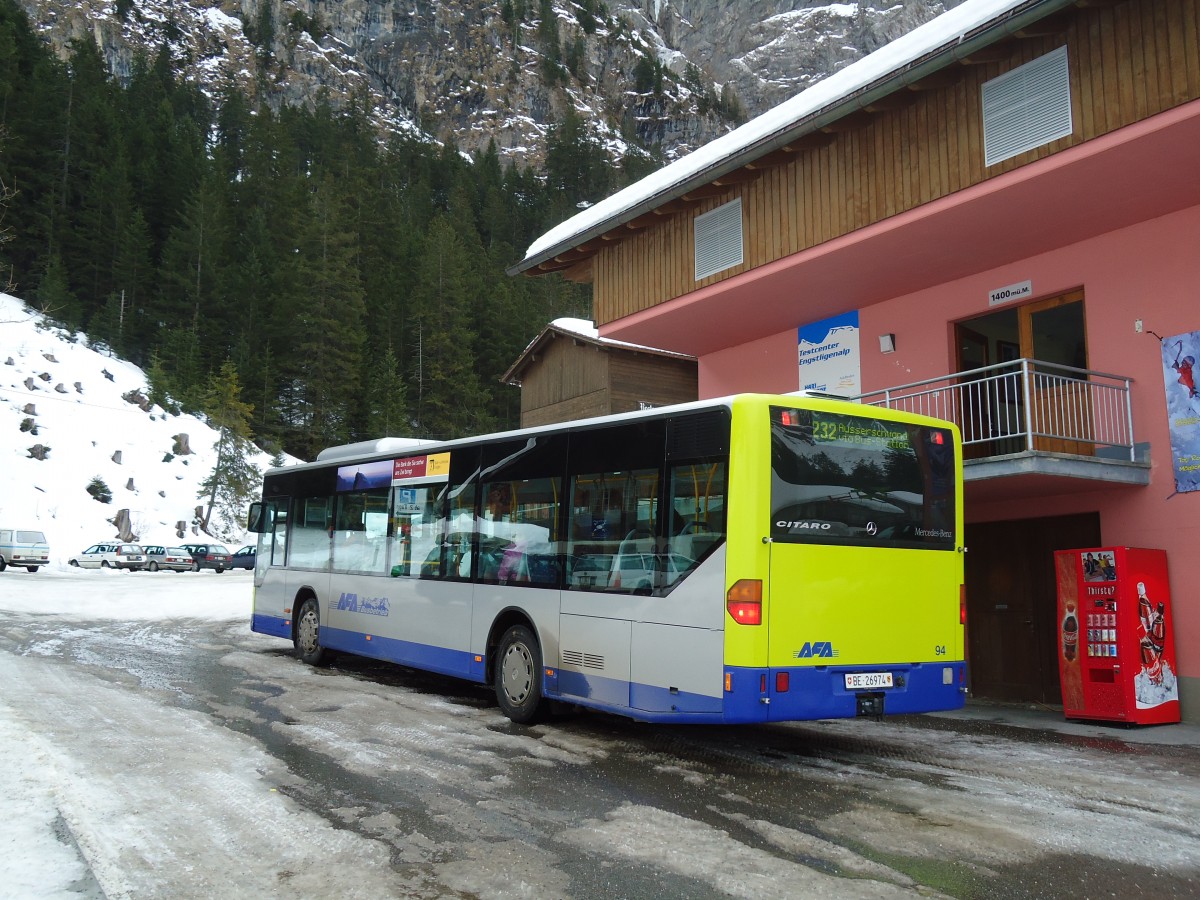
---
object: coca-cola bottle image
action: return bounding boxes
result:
[1062,602,1079,661]
[1138,582,1153,635]
[1151,602,1166,647]
[1140,602,1167,685]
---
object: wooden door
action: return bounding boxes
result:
[1017,291,1092,455]
[965,513,1101,704]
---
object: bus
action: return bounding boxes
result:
[247,393,966,724]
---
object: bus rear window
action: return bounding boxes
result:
[769,407,956,549]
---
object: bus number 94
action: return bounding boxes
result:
[935,645,946,656]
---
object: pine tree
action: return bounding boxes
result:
[145,350,180,414]
[537,0,562,84]
[278,175,367,458]
[544,106,612,224]
[34,253,79,325]
[364,346,408,437]
[410,215,493,439]
[197,360,261,535]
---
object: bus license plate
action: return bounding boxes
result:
[844,672,893,690]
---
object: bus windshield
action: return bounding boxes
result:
[769,406,956,549]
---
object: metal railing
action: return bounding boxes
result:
[856,359,1136,461]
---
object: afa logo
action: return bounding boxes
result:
[793,641,839,659]
[336,592,390,616]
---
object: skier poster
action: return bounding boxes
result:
[1161,330,1200,493]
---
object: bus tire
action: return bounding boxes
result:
[495,625,548,724]
[295,597,326,666]
[26,566,39,573]
[0,557,6,572]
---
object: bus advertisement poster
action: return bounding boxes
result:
[393,453,450,483]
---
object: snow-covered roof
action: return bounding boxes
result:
[501,317,695,385]
[513,0,1070,274]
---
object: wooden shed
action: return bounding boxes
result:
[501,320,697,428]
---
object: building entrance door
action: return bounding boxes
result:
[954,290,1088,456]
[964,512,1100,704]
[1020,292,1092,455]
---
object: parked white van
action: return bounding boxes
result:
[0,529,51,572]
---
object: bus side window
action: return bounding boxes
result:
[563,419,666,595]
[565,469,659,593]
[391,483,441,578]
[422,478,477,580]
[479,477,560,585]
[666,461,727,586]
[292,496,332,570]
[333,487,390,575]
[267,499,289,565]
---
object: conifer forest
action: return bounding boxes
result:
[0,0,616,460]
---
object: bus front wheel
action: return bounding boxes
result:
[295,598,326,666]
[495,625,548,724]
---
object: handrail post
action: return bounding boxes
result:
[1021,359,1034,452]
[1124,377,1135,461]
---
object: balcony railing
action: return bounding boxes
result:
[856,359,1136,462]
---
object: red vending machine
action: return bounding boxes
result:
[1053,547,1180,725]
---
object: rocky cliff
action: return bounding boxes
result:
[18,0,953,167]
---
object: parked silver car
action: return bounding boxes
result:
[142,545,195,572]
[68,542,147,571]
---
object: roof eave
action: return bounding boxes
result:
[508,0,1077,278]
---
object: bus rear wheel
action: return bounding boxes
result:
[294,597,326,666]
[495,625,548,724]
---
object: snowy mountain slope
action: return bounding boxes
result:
[17,0,952,166]
[0,292,282,566]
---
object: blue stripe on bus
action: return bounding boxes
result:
[251,613,292,639]
[320,626,486,684]
[553,669,726,723]
[751,662,966,721]
[706,662,968,723]
[254,616,964,724]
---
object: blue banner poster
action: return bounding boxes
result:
[1161,330,1200,493]
[798,311,860,396]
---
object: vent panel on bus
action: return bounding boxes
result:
[562,649,605,670]
[668,411,730,460]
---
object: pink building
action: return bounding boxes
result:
[514,0,1200,721]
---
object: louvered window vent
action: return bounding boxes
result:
[982,45,1073,167]
[694,198,743,281]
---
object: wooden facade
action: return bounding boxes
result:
[579,0,1200,326]
[504,327,698,428]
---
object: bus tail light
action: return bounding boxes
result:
[727,579,762,625]
[960,584,967,625]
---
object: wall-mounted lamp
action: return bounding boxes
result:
[878,333,896,354]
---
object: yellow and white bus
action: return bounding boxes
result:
[247,393,966,724]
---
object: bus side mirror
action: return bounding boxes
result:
[247,502,267,533]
